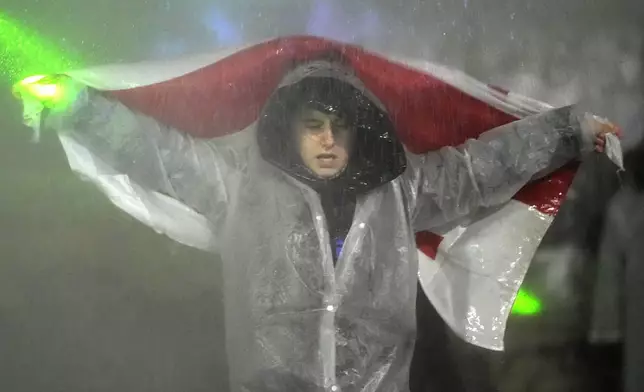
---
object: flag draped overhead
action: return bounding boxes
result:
[17,35,591,352]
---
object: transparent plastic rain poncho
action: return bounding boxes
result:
[14,37,615,392]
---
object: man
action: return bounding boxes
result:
[255,74,406,266]
[15,52,617,391]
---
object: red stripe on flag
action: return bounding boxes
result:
[513,164,578,215]
[104,36,518,152]
[100,35,575,226]
[345,54,518,153]
[416,164,576,259]
[107,37,335,139]
[415,231,444,259]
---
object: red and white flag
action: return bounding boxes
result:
[17,35,598,351]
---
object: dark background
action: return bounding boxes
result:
[1,1,642,391]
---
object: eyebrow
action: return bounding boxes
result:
[302,118,324,125]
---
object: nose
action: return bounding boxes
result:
[319,126,335,148]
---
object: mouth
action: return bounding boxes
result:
[316,153,337,160]
[316,153,338,168]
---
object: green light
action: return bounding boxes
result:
[0,13,85,113]
[20,75,61,99]
[13,74,80,113]
[511,288,543,316]
[0,12,81,82]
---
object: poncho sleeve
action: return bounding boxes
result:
[406,105,594,231]
[36,83,246,252]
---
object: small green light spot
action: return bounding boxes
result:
[511,288,543,316]
[27,82,60,99]
[13,74,79,113]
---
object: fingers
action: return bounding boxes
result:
[594,133,606,153]
[593,121,622,153]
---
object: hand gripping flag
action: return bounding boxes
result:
[13,35,619,351]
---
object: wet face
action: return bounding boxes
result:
[293,108,352,179]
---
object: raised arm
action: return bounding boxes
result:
[19,78,247,251]
[405,105,615,231]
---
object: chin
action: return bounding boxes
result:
[314,168,343,179]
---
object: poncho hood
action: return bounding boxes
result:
[257,59,407,195]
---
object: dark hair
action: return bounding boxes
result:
[272,77,367,128]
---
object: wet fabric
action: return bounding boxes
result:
[256,75,405,266]
[13,37,607,391]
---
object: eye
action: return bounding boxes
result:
[303,120,325,131]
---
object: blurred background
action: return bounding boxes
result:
[0,1,642,391]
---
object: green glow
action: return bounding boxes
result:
[13,74,80,113]
[511,288,543,316]
[20,75,61,98]
[0,12,84,114]
[0,12,81,82]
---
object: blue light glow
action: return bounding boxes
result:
[202,7,243,46]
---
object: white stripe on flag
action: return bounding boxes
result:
[66,43,254,90]
[418,199,554,351]
[400,58,554,118]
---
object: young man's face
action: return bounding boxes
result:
[293,108,352,179]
